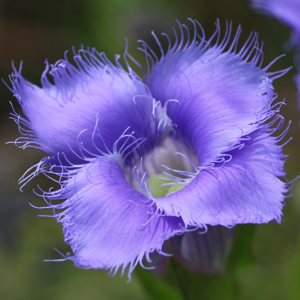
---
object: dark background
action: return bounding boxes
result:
[1,0,300,299]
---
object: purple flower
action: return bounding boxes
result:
[250,0,300,129]
[251,0,300,48]
[8,20,289,278]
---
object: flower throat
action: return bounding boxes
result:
[123,136,199,198]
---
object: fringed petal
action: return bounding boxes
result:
[7,19,292,277]
[9,49,170,166]
[143,20,288,166]
[154,124,288,227]
[42,156,183,278]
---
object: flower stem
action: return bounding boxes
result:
[170,257,190,300]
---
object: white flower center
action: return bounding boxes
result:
[124,136,199,198]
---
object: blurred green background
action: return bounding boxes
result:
[1,0,300,299]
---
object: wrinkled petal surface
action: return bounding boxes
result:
[47,156,183,275]
[154,126,286,227]
[145,25,278,166]
[11,50,161,165]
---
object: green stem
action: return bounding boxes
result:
[170,258,190,300]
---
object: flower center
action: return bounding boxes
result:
[124,136,199,198]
